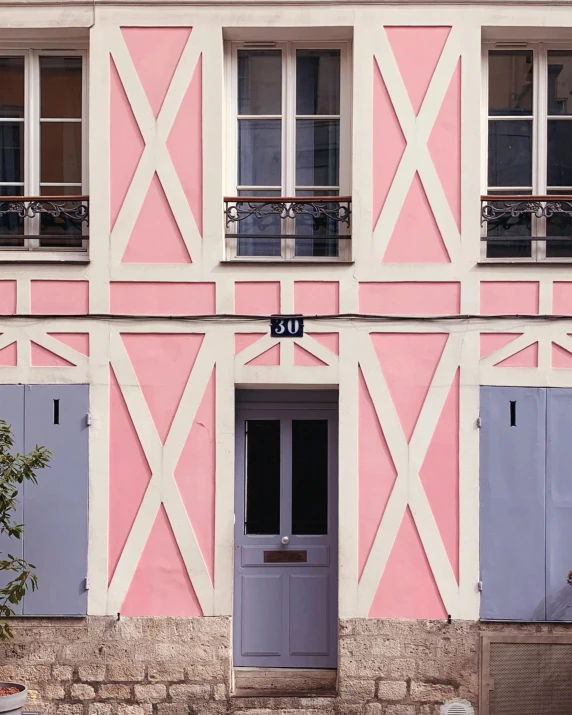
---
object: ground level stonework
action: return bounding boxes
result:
[1,617,570,715]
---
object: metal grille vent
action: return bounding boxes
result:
[482,636,572,715]
[441,700,474,715]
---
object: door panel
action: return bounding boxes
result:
[289,574,330,655]
[241,574,283,656]
[23,385,89,615]
[480,386,546,620]
[546,388,572,621]
[234,402,338,668]
[0,386,24,616]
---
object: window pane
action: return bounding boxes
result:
[238,50,281,115]
[0,57,24,119]
[548,51,572,116]
[488,121,532,187]
[296,119,339,186]
[0,185,24,246]
[296,50,340,115]
[292,420,328,535]
[548,121,572,186]
[295,189,340,257]
[484,191,532,259]
[488,50,533,116]
[546,190,572,258]
[0,123,23,183]
[236,189,282,257]
[245,420,280,535]
[41,123,82,184]
[238,119,281,187]
[40,56,82,119]
[39,186,84,249]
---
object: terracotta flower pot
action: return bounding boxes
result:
[0,683,27,714]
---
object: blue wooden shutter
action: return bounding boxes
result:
[23,385,89,616]
[0,386,24,616]
[546,388,572,621]
[480,386,546,620]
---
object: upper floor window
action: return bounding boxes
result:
[0,50,88,254]
[225,42,351,261]
[483,45,572,260]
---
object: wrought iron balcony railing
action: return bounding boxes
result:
[0,196,89,252]
[224,196,352,261]
[481,195,572,260]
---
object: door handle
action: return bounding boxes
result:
[281,536,290,545]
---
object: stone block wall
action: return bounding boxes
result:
[1,617,571,715]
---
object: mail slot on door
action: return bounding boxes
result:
[264,550,308,564]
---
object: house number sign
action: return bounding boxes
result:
[270,316,304,338]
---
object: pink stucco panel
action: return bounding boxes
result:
[419,369,459,581]
[109,367,152,583]
[369,507,447,618]
[480,281,539,315]
[0,343,16,367]
[360,282,460,315]
[235,282,280,315]
[49,333,90,356]
[358,369,397,579]
[246,344,280,366]
[293,343,327,366]
[294,281,339,315]
[110,282,215,315]
[496,343,538,368]
[553,343,572,368]
[553,282,572,313]
[122,173,191,264]
[371,333,449,442]
[308,333,339,355]
[382,172,450,263]
[168,54,203,236]
[121,505,202,616]
[31,281,89,315]
[0,281,16,315]
[31,342,74,367]
[235,333,265,354]
[373,58,406,229]
[385,27,451,115]
[110,58,144,230]
[428,60,461,232]
[480,333,522,359]
[175,370,215,582]
[121,27,191,118]
[122,333,204,444]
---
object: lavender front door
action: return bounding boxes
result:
[233,393,338,668]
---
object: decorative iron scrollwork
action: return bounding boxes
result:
[0,198,89,226]
[481,198,572,225]
[225,198,351,228]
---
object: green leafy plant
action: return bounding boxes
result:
[0,420,50,639]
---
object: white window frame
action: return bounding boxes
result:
[482,42,572,262]
[0,43,88,256]
[225,40,352,262]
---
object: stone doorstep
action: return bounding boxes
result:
[233,667,337,698]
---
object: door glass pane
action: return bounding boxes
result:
[546,190,572,258]
[296,119,339,186]
[238,119,281,186]
[488,50,533,116]
[548,120,572,186]
[488,120,532,187]
[484,190,532,259]
[236,189,282,258]
[245,420,280,535]
[39,185,84,249]
[0,185,24,246]
[292,420,328,535]
[296,50,340,115]
[295,189,339,257]
[40,123,82,184]
[0,57,24,119]
[40,56,82,119]
[548,51,572,116]
[238,50,282,116]
[0,123,23,183]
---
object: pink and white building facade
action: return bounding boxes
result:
[1,2,572,714]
